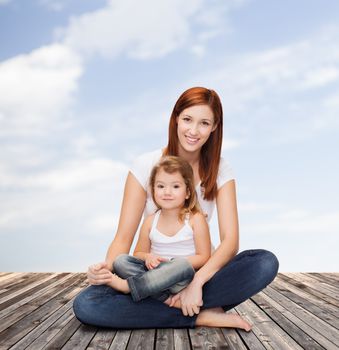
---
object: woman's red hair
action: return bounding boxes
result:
[164,87,223,200]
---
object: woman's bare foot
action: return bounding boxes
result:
[108,274,130,294]
[196,307,252,331]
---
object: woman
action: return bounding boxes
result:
[73,87,279,329]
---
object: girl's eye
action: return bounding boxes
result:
[157,184,164,189]
[174,185,180,189]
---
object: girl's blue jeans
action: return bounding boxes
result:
[113,254,195,302]
[73,249,279,329]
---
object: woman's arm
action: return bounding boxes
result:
[105,172,147,269]
[170,180,239,315]
[87,172,147,285]
[194,179,239,285]
[186,212,211,270]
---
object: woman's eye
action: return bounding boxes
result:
[202,121,211,126]
[183,117,191,122]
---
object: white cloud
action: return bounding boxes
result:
[299,66,339,89]
[39,0,64,12]
[189,25,339,141]
[222,138,242,151]
[58,0,237,60]
[0,157,128,230]
[242,210,339,235]
[0,43,83,134]
[0,157,127,191]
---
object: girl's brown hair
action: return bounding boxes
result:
[150,156,201,222]
[164,87,223,200]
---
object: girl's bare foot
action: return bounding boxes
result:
[108,274,130,294]
[196,307,252,331]
[164,296,181,308]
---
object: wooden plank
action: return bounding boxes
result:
[256,288,334,349]
[173,329,191,350]
[61,324,97,350]
[218,327,249,350]
[0,273,59,304]
[0,273,72,312]
[0,273,25,287]
[236,298,303,349]
[0,273,78,319]
[108,330,131,350]
[155,329,174,350]
[0,274,84,333]
[13,307,75,350]
[42,317,81,350]
[0,273,43,294]
[283,273,339,300]
[277,274,339,308]
[303,273,339,289]
[252,293,325,349]
[263,285,339,348]
[323,273,339,282]
[9,279,86,350]
[125,329,155,349]
[270,280,339,328]
[274,275,339,318]
[87,329,117,350]
[189,327,229,349]
[27,308,76,349]
[0,275,85,348]
[230,327,265,350]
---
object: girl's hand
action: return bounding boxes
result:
[170,279,203,316]
[87,262,112,285]
[145,254,168,270]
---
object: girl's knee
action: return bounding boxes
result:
[113,254,130,274]
[170,258,195,279]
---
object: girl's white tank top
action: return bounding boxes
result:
[149,210,196,260]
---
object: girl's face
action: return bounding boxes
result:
[176,104,216,155]
[154,169,189,211]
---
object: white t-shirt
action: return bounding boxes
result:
[130,149,235,222]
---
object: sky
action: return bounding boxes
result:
[0,0,338,272]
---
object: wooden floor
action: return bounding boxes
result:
[0,273,338,350]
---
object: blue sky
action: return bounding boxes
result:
[1,0,338,272]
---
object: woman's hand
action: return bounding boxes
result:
[87,262,113,285]
[145,254,168,270]
[170,278,204,316]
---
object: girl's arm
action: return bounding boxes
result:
[185,212,211,270]
[133,215,169,269]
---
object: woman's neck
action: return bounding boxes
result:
[177,146,200,168]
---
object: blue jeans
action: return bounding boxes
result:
[113,254,195,302]
[73,249,279,329]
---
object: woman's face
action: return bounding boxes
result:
[176,104,216,155]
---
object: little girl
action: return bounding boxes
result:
[108,156,251,331]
